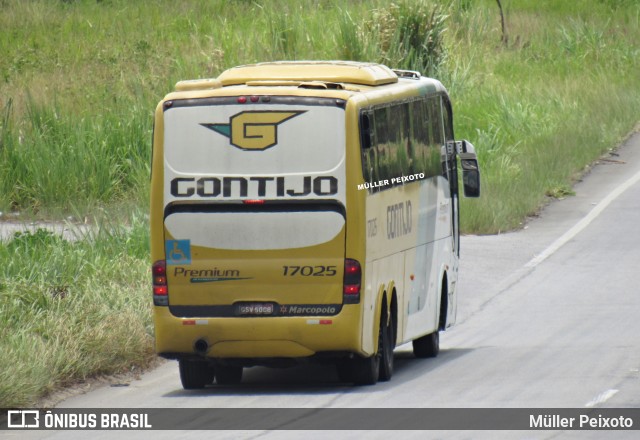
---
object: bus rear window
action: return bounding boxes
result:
[164,102,345,176]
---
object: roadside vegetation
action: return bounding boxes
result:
[0,217,153,407]
[1,0,638,406]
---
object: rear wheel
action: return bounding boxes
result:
[378,306,395,382]
[412,331,439,358]
[350,354,380,385]
[179,359,214,389]
[215,365,243,385]
[337,303,396,386]
[343,307,393,385]
[336,350,381,386]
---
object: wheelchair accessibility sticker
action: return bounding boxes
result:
[166,240,191,265]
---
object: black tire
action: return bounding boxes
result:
[341,305,394,386]
[378,308,395,382]
[179,359,214,389]
[351,354,380,386]
[215,365,243,385]
[412,331,439,358]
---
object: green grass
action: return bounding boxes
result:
[0,97,150,215]
[447,0,640,231]
[0,212,153,407]
[0,0,639,406]
[1,0,638,227]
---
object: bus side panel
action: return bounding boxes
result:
[403,240,452,342]
[361,253,404,355]
[404,176,456,341]
[446,262,459,328]
[363,176,455,348]
[362,183,418,352]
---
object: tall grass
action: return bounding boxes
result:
[0,212,153,407]
[371,1,448,76]
[446,0,640,231]
[0,97,150,215]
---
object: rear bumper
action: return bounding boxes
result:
[153,304,364,360]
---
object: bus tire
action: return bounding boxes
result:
[412,331,439,358]
[215,365,243,385]
[378,307,395,382]
[179,359,214,389]
[351,354,380,386]
[351,308,390,386]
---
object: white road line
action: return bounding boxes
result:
[585,389,619,407]
[525,168,640,268]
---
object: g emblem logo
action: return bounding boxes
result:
[202,111,305,151]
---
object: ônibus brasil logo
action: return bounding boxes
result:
[201,110,305,151]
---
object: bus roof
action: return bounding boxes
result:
[216,61,399,87]
[178,61,398,90]
[170,61,447,99]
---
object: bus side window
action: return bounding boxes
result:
[410,100,428,178]
[361,113,372,150]
[360,111,380,187]
[410,98,442,180]
[371,104,411,186]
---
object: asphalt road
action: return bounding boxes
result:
[6,132,640,440]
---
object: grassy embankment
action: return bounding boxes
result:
[0,0,638,406]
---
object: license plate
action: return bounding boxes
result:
[235,303,275,316]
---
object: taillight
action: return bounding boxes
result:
[153,260,168,306]
[237,95,270,103]
[343,258,361,304]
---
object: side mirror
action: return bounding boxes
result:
[461,159,480,198]
[449,140,481,198]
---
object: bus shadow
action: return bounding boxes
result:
[162,347,474,399]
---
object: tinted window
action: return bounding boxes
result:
[361,96,446,189]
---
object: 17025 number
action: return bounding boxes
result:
[282,265,337,276]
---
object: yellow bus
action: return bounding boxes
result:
[150,61,480,388]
